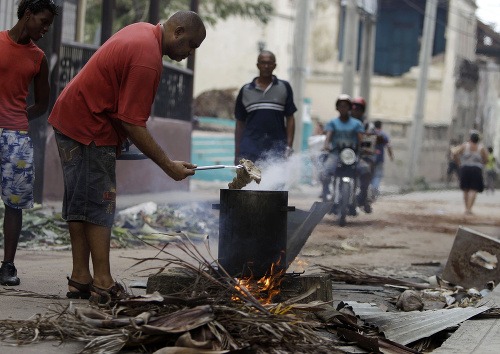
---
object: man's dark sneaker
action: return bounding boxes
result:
[363,203,372,214]
[0,262,20,286]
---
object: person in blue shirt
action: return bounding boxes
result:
[234,50,297,164]
[320,94,371,210]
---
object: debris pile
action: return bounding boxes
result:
[2,235,500,353]
[0,202,219,250]
[0,238,338,353]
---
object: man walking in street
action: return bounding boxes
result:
[370,120,394,200]
[234,50,297,165]
[0,0,58,286]
[48,11,206,304]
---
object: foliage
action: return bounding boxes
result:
[84,0,273,45]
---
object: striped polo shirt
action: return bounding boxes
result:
[235,75,297,161]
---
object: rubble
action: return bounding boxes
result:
[0,201,219,250]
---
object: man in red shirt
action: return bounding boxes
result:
[48,11,206,304]
[0,0,58,286]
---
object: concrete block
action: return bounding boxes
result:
[442,226,500,289]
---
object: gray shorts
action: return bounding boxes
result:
[54,129,117,227]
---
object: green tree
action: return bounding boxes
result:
[84,0,273,45]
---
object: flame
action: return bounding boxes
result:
[232,257,286,304]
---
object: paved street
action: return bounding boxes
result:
[1,181,499,353]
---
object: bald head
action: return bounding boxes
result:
[258,50,276,63]
[162,11,206,61]
[165,11,206,37]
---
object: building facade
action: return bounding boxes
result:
[193,0,500,187]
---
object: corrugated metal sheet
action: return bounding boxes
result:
[342,301,489,345]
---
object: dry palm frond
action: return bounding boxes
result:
[316,265,432,289]
[80,332,129,354]
[0,287,62,299]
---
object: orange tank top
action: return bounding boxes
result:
[0,31,44,130]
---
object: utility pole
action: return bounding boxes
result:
[101,0,114,44]
[76,0,87,42]
[148,0,160,25]
[407,0,438,187]
[187,0,199,74]
[290,0,311,153]
[359,11,377,116]
[187,0,199,121]
[341,0,359,96]
[30,0,64,203]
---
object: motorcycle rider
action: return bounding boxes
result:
[320,94,371,211]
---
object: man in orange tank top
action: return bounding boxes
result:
[0,0,58,286]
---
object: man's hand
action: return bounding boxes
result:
[285,146,294,158]
[166,161,196,181]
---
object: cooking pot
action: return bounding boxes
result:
[216,189,292,278]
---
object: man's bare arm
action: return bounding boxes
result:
[121,121,195,181]
[234,120,245,164]
[28,55,50,120]
[285,115,295,148]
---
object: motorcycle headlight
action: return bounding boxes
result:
[339,148,356,165]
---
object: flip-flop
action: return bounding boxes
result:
[66,276,92,299]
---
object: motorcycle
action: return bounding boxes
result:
[322,145,359,226]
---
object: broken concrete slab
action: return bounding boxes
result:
[442,226,500,290]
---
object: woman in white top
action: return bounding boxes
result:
[452,131,488,215]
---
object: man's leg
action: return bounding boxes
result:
[1,205,22,285]
[356,160,371,207]
[68,221,93,291]
[84,222,114,289]
[319,154,337,200]
[371,163,384,200]
[2,205,22,263]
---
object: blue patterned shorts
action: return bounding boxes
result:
[0,129,34,209]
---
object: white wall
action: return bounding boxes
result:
[193,0,296,98]
[0,0,17,30]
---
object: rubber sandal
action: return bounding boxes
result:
[66,276,92,299]
[89,281,129,306]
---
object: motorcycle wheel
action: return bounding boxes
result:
[338,182,350,227]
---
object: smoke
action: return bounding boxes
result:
[241,151,311,191]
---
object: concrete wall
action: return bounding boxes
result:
[382,122,449,186]
[43,117,192,201]
[193,0,296,98]
[0,0,16,30]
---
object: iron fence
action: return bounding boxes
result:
[55,42,193,121]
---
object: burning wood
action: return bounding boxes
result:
[227,159,261,189]
[233,261,286,304]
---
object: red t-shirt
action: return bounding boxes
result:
[0,31,44,130]
[48,23,163,146]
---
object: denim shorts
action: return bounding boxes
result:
[0,129,34,209]
[54,129,117,227]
